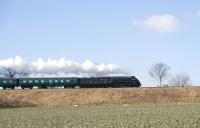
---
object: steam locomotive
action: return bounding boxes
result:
[0,76,141,89]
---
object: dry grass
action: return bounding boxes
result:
[0,87,200,107]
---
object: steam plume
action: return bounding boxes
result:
[0,56,129,76]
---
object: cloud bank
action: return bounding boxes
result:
[0,56,129,76]
[133,14,181,33]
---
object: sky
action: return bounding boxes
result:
[0,0,200,86]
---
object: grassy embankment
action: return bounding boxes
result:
[0,87,200,107]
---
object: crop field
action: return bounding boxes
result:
[0,103,200,128]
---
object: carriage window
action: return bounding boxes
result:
[66,80,70,82]
[55,80,58,82]
[41,80,45,83]
[29,80,33,83]
[49,80,53,83]
[3,80,7,83]
[23,80,27,83]
[61,80,64,82]
[35,80,39,83]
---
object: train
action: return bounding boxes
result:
[0,76,141,89]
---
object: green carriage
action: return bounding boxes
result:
[45,78,78,88]
[19,78,51,89]
[19,78,35,89]
[18,77,79,89]
[62,78,79,88]
[0,78,17,89]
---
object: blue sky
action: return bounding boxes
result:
[0,0,200,86]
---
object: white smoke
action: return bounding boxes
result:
[0,56,129,76]
[0,56,29,72]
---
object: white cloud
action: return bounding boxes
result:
[133,14,181,33]
[0,56,128,76]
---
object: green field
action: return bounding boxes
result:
[0,103,200,128]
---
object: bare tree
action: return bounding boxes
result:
[0,67,28,78]
[149,63,170,87]
[169,73,191,87]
